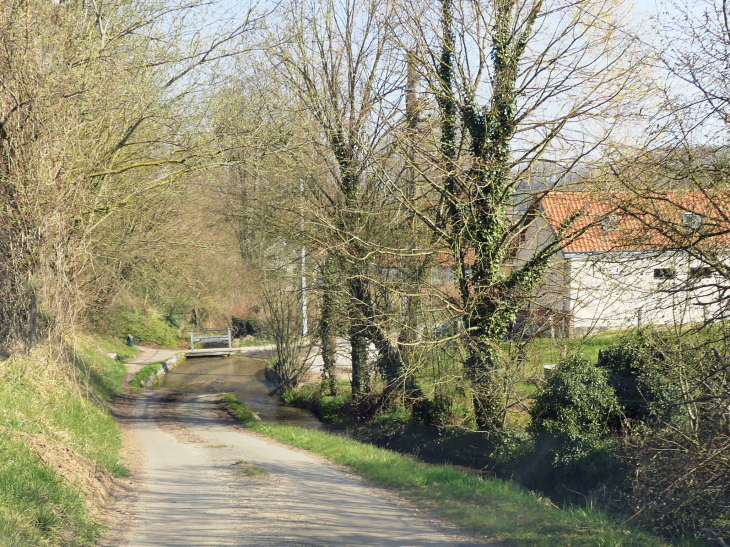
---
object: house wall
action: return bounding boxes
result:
[512,215,573,335]
[567,252,725,333]
[515,214,727,335]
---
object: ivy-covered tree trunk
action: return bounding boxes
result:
[318,255,338,396]
[349,275,370,395]
[372,315,409,396]
[464,0,532,431]
[334,145,372,397]
[465,312,510,431]
[438,0,543,431]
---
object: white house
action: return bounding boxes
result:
[514,192,729,335]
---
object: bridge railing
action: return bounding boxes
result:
[189,328,232,350]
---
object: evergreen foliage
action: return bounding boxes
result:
[529,357,622,464]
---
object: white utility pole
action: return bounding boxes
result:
[299,178,308,337]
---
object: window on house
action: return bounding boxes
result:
[689,266,713,279]
[682,212,702,230]
[517,229,527,246]
[509,229,528,258]
[654,268,676,279]
[601,213,620,232]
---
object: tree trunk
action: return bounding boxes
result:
[435,0,542,431]
[319,256,338,395]
[349,275,370,396]
[466,332,506,431]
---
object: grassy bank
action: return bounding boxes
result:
[0,334,135,546]
[129,361,166,389]
[223,393,676,547]
[129,353,185,390]
[93,307,186,348]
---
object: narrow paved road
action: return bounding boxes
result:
[102,351,485,546]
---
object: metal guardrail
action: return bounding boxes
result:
[189,328,232,350]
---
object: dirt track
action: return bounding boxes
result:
[100,350,486,546]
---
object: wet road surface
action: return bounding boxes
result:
[159,355,321,428]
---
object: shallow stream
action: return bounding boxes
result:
[159,355,321,429]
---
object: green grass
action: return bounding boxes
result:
[130,361,165,389]
[236,336,272,347]
[225,394,261,422]
[0,433,97,547]
[234,466,268,477]
[0,334,133,545]
[93,307,185,348]
[80,334,138,363]
[72,335,134,403]
[222,393,674,546]
[522,333,620,377]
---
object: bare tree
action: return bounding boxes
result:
[595,1,730,534]
[269,0,411,398]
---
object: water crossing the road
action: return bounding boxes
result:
[159,355,321,428]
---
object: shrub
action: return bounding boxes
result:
[611,332,730,538]
[231,316,261,338]
[317,394,350,422]
[489,428,532,467]
[374,405,411,428]
[597,335,673,424]
[280,383,351,423]
[411,393,475,429]
[412,393,454,428]
[529,356,621,464]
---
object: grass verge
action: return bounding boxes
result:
[0,334,134,546]
[222,393,678,547]
[0,432,98,546]
[236,336,272,347]
[129,361,165,389]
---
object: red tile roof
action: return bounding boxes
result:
[539,191,730,253]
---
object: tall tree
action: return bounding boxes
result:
[270,0,408,397]
[390,0,646,429]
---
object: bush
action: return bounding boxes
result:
[231,316,261,338]
[411,393,455,428]
[529,356,622,464]
[410,393,466,426]
[597,335,673,424]
[374,405,411,428]
[281,382,354,423]
[488,428,532,468]
[317,394,350,422]
[609,332,730,538]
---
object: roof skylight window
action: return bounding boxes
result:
[682,212,702,230]
[601,213,620,232]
